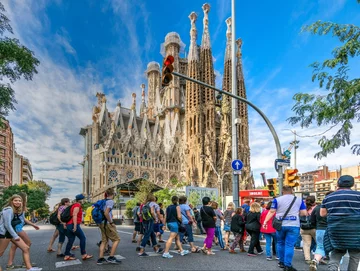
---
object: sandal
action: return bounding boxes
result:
[192,247,201,253]
[47,248,56,253]
[64,256,76,261]
[82,254,93,260]
[71,245,80,250]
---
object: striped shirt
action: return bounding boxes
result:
[321,189,360,216]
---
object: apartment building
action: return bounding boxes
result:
[0,120,14,192]
[12,151,33,185]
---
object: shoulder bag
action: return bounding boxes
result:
[272,196,297,231]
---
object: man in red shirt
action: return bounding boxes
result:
[64,194,93,261]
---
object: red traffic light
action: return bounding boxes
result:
[162,55,174,87]
[164,55,174,66]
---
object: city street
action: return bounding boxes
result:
[0,225,335,271]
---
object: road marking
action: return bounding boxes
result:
[55,259,82,268]
[117,230,132,235]
[109,255,126,260]
[143,252,161,257]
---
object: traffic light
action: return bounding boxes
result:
[284,169,299,187]
[267,178,277,197]
[162,55,174,86]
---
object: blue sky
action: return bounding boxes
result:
[4,0,360,207]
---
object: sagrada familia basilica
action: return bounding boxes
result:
[80,3,254,201]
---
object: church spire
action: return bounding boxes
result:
[201,3,211,49]
[224,17,232,61]
[188,12,198,61]
[140,84,147,118]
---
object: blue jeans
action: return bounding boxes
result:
[140,220,157,249]
[264,233,277,258]
[294,233,302,247]
[57,224,66,243]
[65,224,86,256]
[315,229,326,257]
[276,226,300,267]
[215,226,225,249]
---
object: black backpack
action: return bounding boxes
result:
[50,211,60,225]
[60,205,72,223]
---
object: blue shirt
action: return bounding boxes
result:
[321,189,360,216]
[180,204,191,224]
[271,195,306,227]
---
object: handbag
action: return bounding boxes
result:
[224,223,231,231]
[272,196,297,231]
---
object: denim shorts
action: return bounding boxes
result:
[167,222,179,233]
[15,224,24,233]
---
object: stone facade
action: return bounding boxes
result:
[81,3,253,201]
[0,120,13,193]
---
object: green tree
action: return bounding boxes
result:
[0,184,28,207]
[125,198,137,219]
[36,204,50,218]
[27,189,46,213]
[27,180,52,199]
[288,4,360,159]
[0,2,40,126]
[154,188,176,208]
[188,191,201,208]
[134,180,155,203]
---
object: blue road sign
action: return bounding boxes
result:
[231,159,243,171]
[283,150,291,158]
[274,158,291,171]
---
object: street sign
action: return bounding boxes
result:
[231,159,243,171]
[283,150,291,158]
[233,170,242,175]
[274,158,290,171]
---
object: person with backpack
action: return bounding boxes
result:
[53,198,71,257]
[6,192,40,269]
[0,194,42,271]
[200,197,217,255]
[132,202,141,243]
[63,194,93,261]
[229,207,246,253]
[138,194,163,257]
[246,202,263,257]
[300,196,316,264]
[260,201,277,260]
[96,188,121,265]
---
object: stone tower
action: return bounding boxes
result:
[146,62,161,118]
[185,12,204,186]
[200,3,217,187]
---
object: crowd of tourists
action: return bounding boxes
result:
[0,175,359,271]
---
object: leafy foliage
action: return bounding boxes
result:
[288,16,360,159]
[154,188,176,208]
[188,191,201,208]
[0,184,49,215]
[134,180,155,203]
[27,180,52,200]
[0,2,39,125]
[125,198,137,219]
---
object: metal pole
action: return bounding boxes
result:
[294,130,297,169]
[231,0,239,207]
[172,71,284,194]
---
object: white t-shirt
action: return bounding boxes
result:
[271,195,306,227]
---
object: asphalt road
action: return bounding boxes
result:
[0,224,340,271]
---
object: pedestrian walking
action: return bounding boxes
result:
[96,188,121,265]
[320,175,360,271]
[64,194,93,261]
[194,208,204,234]
[229,207,246,253]
[263,185,307,271]
[179,196,199,253]
[223,202,235,249]
[300,196,316,264]
[200,197,216,255]
[246,202,263,257]
[132,202,141,243]
[0,195,42,271]
[212,202,225,249]
[260,201,277,260]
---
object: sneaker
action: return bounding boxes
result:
[180,250,190,256]
[309,260,317,271]
[247,253,257,257]
[278,262,285,268]
[26,268,42,271]
[162,253,173,259]
[266,257,273,261]
[284,266,297,271]
[107,256,121,264]
[155,247,164,254]
[276,256,280,260]
[257,251,264,255]
[97,258,107,265]
[139,252,149,257]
